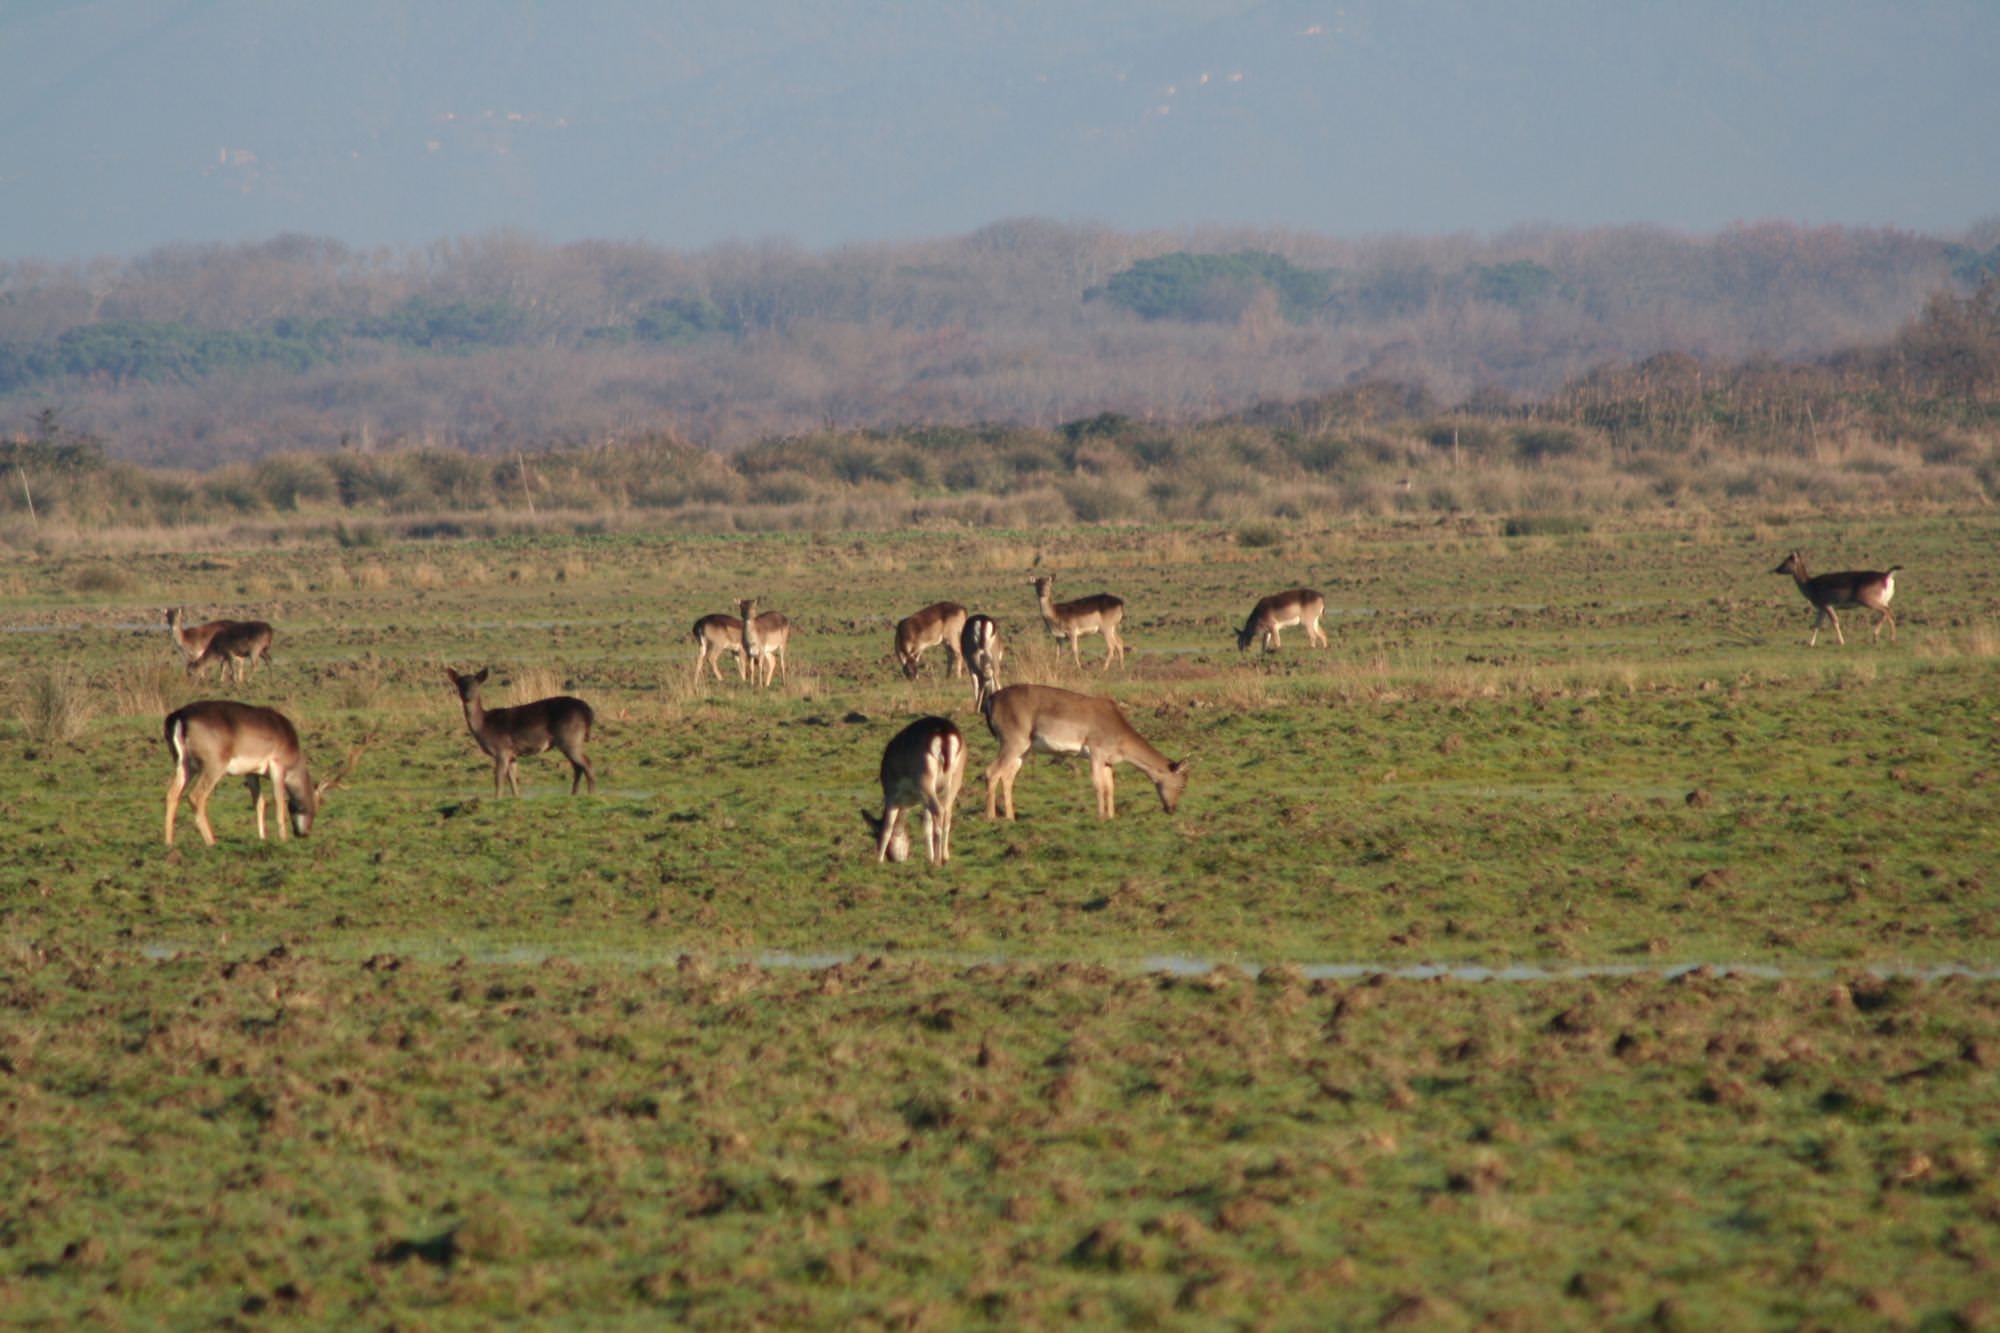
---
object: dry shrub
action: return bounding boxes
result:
[410,561,447,590]
[14,662,96,744]
[506,666,568,705]
[113,659,186,718]
[69,564,136,596]
[354,563,393,591]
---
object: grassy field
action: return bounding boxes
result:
[3,506,1999,1326]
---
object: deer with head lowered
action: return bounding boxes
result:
[961,613,1003,712]
[860,716,968,864]
[1772,552,1901,646]
[445,667,595,796]
[982,683,1189,821]
[168,608,274,684]
[1030,574,1126,669]
[163,701,367,846]
[691,612,747,683]
[1237,588,1329,653]
[737,598,792,688]
[894,601,968,679]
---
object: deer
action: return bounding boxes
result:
[737,598,792,688]
[1236,588,1329,652]
[1030,574,1127,669]
[163,701,366,846]
[1772,552,1901,646]
[445,667,595,796]
[961,613,1004,713]
[893,601,969,679]
[691,612,747,683]
[860,716,968,864]
[982,683,1189,821]
[167,608,274,685]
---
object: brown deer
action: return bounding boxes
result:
[1772,552,1901,646]
[1030,574,1126,669]
[167,608,274,684]
[1236,588,1329,652]
[163,701,365,846]
[893,601,969,678]
[737,598,792,688]
[445,667,595,796]
[691,612,747,683]
[982,683,1189,820]
[961,613,1004,712]
[860,716,968,864]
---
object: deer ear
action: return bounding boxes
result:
[444,667,460,684]
[475,667,490,683]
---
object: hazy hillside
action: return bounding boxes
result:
[2,219,1993,466]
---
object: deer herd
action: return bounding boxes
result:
[158,550,1903,859]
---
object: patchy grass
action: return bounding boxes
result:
[2,507,1999,1323]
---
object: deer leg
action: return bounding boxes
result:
[270,770,291,842]
[1876,608,1896,642]
[874,806,903,861]
[165,765,190,846]
[567,748,595,795]
[984,751,1024,820]
[1092,760,1117,819]
[190,770,224,846]
[250,776,268,840]
[1828,608,1846,646]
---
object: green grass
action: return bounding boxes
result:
[2,508,1999,1324]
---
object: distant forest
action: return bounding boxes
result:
[2,219,1997,469]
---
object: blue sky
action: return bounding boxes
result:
[2,0,1995,259]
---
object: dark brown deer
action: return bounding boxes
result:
[163,701,365,845]
[859,716,968,864]
[168,607,274,684]
[1772,552,1901,646]
[445,667,596,796]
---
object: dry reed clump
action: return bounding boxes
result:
[112,659,187,718]
[353,563,394,591]
[506,666,568,706]
[68,564,137,596]
[13,662,96,744]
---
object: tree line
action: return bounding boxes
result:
[2,221,1996,467]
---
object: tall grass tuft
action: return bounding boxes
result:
[14,663,96,744]
[112,659,185,718]
[507,666,568,706]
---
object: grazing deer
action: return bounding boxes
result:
[163,701,366,846]
[1030,575,1127,669]
[737,598,792,688]
[445,667,595,796]
[1237,588,1329,652]
[167,608,274,684]
[982,683,1189,821]
[962,613,1004,712]
[894,601,969,679]
[691,613,747,683]
[860,716,968,864]
[1772,552,1901,646]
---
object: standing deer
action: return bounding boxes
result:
[168,608,274,684]
[445,667,595,796]
[737,598,792,688]
[982,683,1189,821]
[691,612,747,683]
[961,613,1004,713]
[893,601,969,679]
[163,701,365,846]
[1030,575,1127,669]
[1236,588,1329,652]
[860,716,968,864]
[1772,552,1901,646]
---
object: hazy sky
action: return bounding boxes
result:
[3,0,1995,260]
